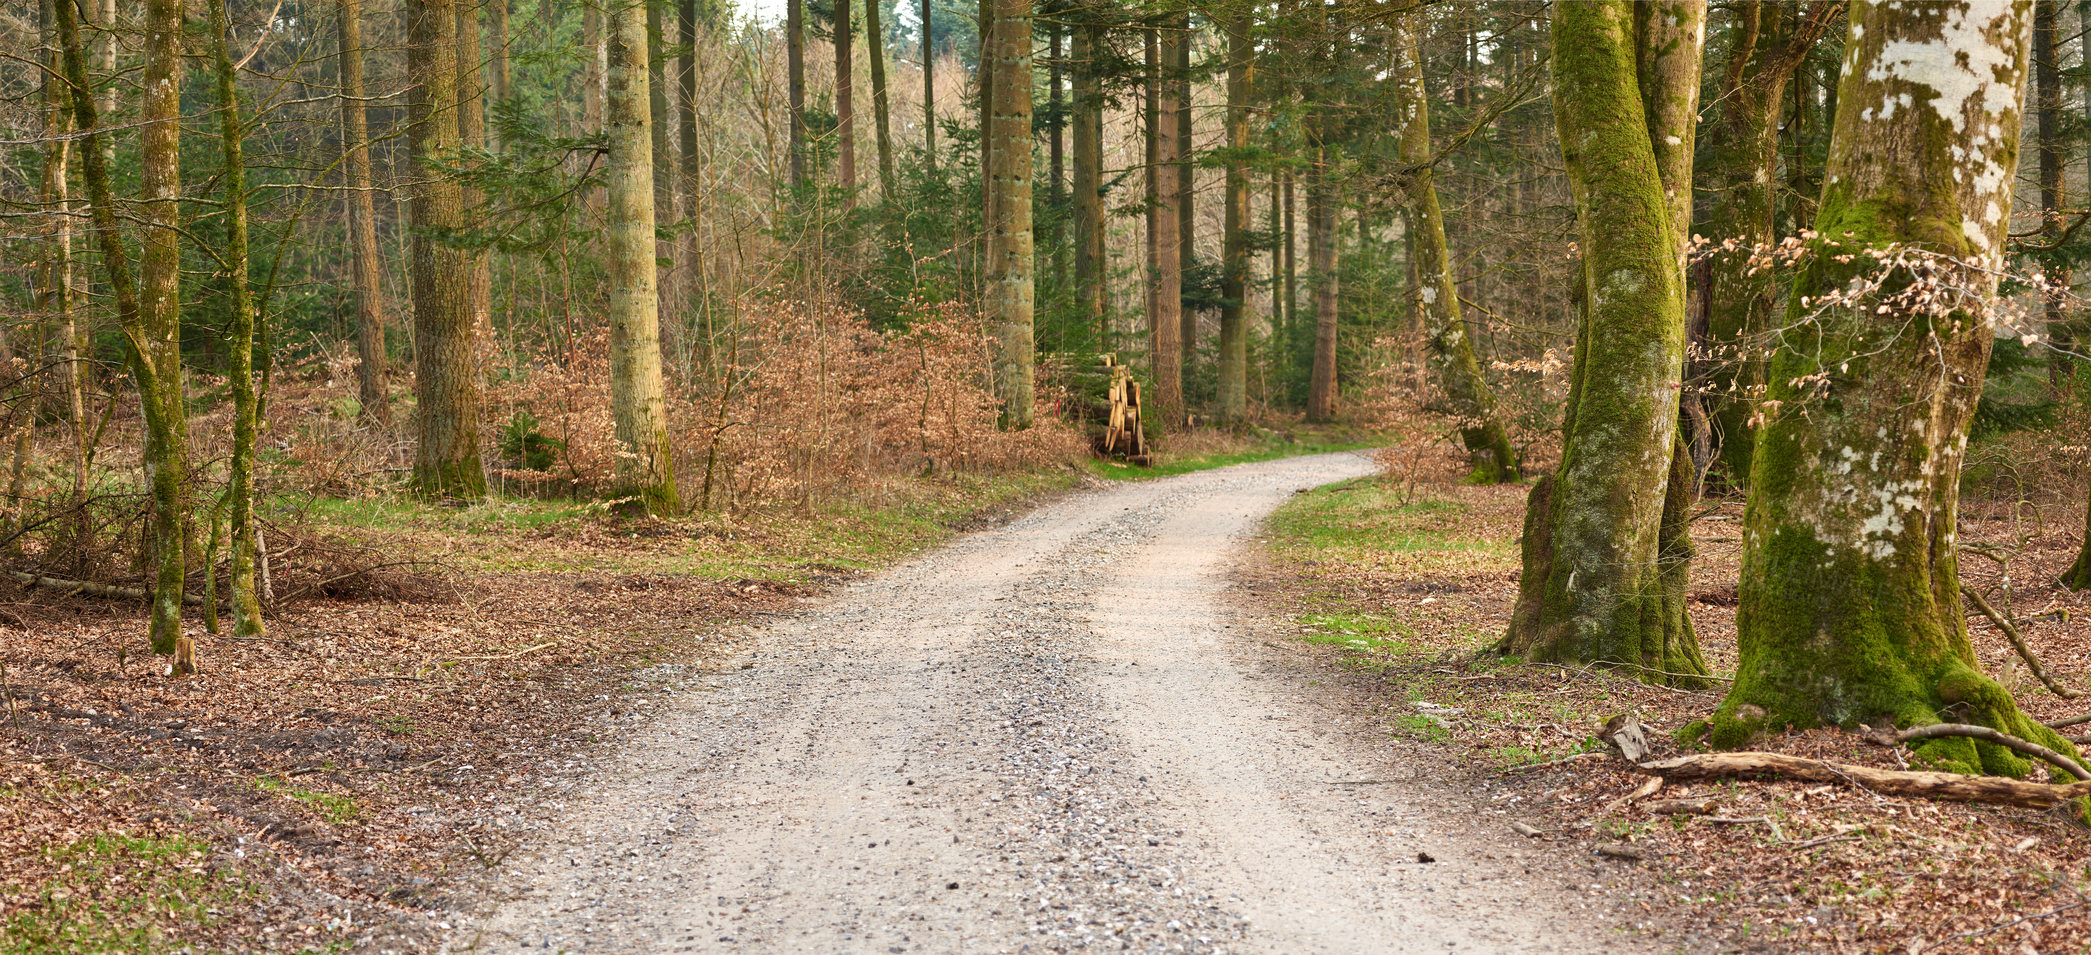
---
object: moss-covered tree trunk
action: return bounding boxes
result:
[1391,11,1516,482]
[985,0,1035,428]
[54,0,189,666]
[207,0,266,639]
[1700,1,1837,487]
[606,0,680,513]
[408,0,488,498]
[338,0,390,423]
[1503,0,1706,684]
[1708,1,2082,779]
[1215,1,1250,424]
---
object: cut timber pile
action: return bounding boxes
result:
[1095,355,1150,465]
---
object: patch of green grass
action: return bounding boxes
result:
[1390,713,1453,743]
[1086,427,1382,481]
[1297,611,1412,654]
[0,834,251,955]
[255,776,360,824]
[1265,478,1509,560]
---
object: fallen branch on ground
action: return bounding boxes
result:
[1962,584,2082,699]
[1635,753,2091,809]
[1861,723,2091,781]
[9,570,203,606]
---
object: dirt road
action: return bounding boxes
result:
[450,453,1639,954]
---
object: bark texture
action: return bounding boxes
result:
[836,0,855,200]
[1072,18,1106,338]
[984,0,1035,428]
[787,0,807,187]
[1391,11,1516,482]
[208,0,265,638]
[1708,1,2081,781]
[607,0,680,513]
[339,0,390,422]
[866,0,895,197]
[408,0,488,498]
[1215,4,1250,424]
[1503,1,1707,683]
[1305,146,1337,423]
[1147,26,1184,425]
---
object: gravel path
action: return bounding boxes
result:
[448,453,1641,954]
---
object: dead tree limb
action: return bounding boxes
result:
[1635,753,2091,809]
[1963,583,2083,699]
[8,570,203,606]
[1864,723,2091,781]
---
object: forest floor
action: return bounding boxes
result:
[0,427,1371,954]
[1248,473,2091,954]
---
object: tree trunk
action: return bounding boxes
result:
[207,0,265,639]
[1048,21,1067,290]
[1305,145,1337,423]
[1072,16,1106,341]
[54,0,189,665]
[339,0,390,423]
[2038,1,2071,386]
[922,0,935,170]
[456,0,494,349]
[836,0,856,202]
[490,0,510,128]
[1215,2,1249,424]
[985,0,1035,428]
[607,0,680,513]
[1708,1,2079,780]
[1148,23,1185,426]
[1175,9,1195,368]
[1391,10,1515,480]
[584,0,604,136]
[1701,1,1836,488]
[1503,0,1706,684]
[39,0,91,559]
[1283,168,1295,344]
[867,0,896,197]
[139,0,190,662]
[648,1,674,231]
[787,0,808,187]
[409,0,488,498]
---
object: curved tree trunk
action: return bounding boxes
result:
[985,0,1034,428]
[1708,0,2080,780]
[1390,10,1516,482]
[54,0,189,665]
[1503,1,1706,684]
[408,0,488,498]
[339,0,390,423]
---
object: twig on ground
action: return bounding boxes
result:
[1863,723,2091,781]
[1962,584,2083,699]
[1638,752,2091,808]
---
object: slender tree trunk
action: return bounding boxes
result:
[1149,22,1185,425]
[1175,9,1195,368]
[1215,2,1249,423]
[1283,168,1295,347]
[2038,1,2072,386]
[39,0,90,554]
[1701,1,1835,487]
[1305,145,1337,423]
[867,0,896,196]
[1503,0,1706,683]
[340,0,390,423]
[490,0,510,125]
[55,0,188,665]
[837,0,856,202]
[1709,1,2074,781]
[409,0,488,497]
[1049,20,1067,289]
[1072,16,1106,340]
[922,0,935,170]
[985,0,1035,428]
[607,0,680,513]
[584,0,604,134]
[788,0,807,187]
[140,0,190,663]
[207,0,264,638]
[648,2,674,229]
[457,0,494,348]
[1391,10,1514,479]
